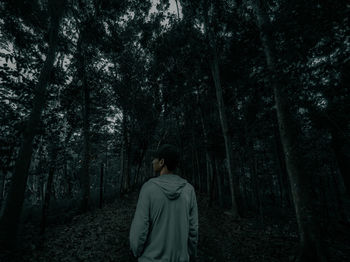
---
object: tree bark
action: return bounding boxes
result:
[0,171,6,207]
[77,27,91,212]
[253,1,327,261]
[330,163,349,223]
[191,142,196,187]
[124,130,131,192]
[204,1,239,218]
[65,161,71,198]
[99,162,104,209]
[0,145,14,206]
[196,86,214,195]
[62,129,73,198]
[119,113,126,194]
[272,116,292,208]
[251,155,263,226]
[214,158,224,207]
[40,141,58,235]
[0,0,64,249]
[330,127,350,196]
[205,154,211,194]
[209,156,216,206]
[210,42,239,218]
[194,147,202,193]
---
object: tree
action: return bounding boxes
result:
[252,0,328,260]
[0,0,66,249]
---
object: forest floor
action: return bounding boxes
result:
[1,191,350,262]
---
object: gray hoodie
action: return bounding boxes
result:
[129,174,198,262]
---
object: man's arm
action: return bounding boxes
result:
[188,187,198,260]
[129,183,150,258]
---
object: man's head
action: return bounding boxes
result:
[152,144,179,174]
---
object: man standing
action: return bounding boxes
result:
[129,144,198,262]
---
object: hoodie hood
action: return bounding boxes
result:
[151,174,187,200]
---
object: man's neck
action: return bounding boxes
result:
[160,168,173,176]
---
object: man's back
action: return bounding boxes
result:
[129,174,198,262]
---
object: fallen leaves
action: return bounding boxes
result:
[9,191,350,262]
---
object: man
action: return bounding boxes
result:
[129,144,198,262]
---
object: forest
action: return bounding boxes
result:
[0,0,349,261]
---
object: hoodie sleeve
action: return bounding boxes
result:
[188,187,198,258]
[129,183,150,257]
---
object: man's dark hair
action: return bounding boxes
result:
[155,144,179,171]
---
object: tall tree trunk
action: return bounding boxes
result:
[204,1,239,218]
[209,156,216,206]
[211,53,239,218]
[0,146,14,207]
[77,28,91,212]
[272,115,292,208]
[134,147,146,187]
[196,88,214,195]
[207,23,239,218]
[214,158,224,207]
[330,163,348,223]
[124,131,131,192]
[39,159,45,203]
[205,154,211,194]
[195,148,202,193]
[99,162,104,209]
[0,0,64,249]
[190,131,198,188]
[65,161,71,198]
[251,155,263,226]
[191,143,195,187]
[119,114,126,194]
[62,129,73,198]
[330,127,350,196]
[0,171,6,207]
[253,1,327,261]
[40,141,58,235]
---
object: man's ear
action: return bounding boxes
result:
[159,158,165,166]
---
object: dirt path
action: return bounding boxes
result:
[2,190,349,262]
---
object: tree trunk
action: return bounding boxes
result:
[253,1,327,261]
[0,171,6,207]
[119,146,125,194]
[209,156,216,206]
[65,161,72,198]
[272,115,292,208]
[330,127,350,196]
[119,114,126,194]
[0,0,64,249]
[99,162,104,209]
[191,143,195,187]
[77,28,91,213]
[330,163,349,223]
[0,146,14,207]
[41,124,60,235]
[214,158,224,207]
[204,2,239,218]
[210,44,239,218]
[251,155,263,226]
[205,154,211,194]
[198,102,212,195]
[134,147,146,187]
[195,148,202,193]
[40,159,56,234]
[124,131,131,192]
